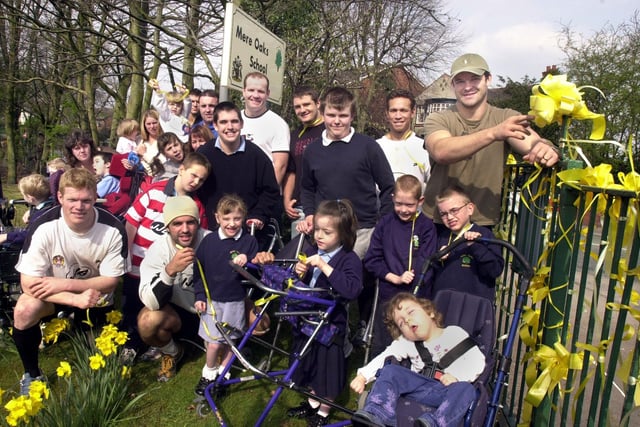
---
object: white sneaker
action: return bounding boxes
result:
[119,347,137,366]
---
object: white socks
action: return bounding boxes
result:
[160,340,178,356]
[202,365,218,381]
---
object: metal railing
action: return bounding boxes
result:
[494,163,639,426]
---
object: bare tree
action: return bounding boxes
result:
[1,0,461,178]
[559,12,640,171]
[241,0,462,128]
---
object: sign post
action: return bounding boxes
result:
[220,1,286,104]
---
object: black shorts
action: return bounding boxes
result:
[170,303,200,342]
[52,304,112,331]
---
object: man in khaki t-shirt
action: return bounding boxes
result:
[423,53,560,226]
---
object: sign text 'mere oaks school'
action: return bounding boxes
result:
[236,25,270,75]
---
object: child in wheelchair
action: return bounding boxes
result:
[350,292,485,427]
[0,174,53,247]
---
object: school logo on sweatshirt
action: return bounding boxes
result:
[461,254,473,268]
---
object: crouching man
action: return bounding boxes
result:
[137,196,210,382]
[13,168,129,394]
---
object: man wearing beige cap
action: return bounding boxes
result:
[137,195,210,382]
[423,53,560,227]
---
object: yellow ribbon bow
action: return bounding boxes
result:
[529,74,606,140]
[524,342,585,407]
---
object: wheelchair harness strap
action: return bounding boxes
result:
[416,337,477,379]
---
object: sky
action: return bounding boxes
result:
[443,0,636,84]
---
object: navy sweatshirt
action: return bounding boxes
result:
[300,133,394,228]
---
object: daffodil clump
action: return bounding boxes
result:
[2,380,49,426]
[1,310,143,426]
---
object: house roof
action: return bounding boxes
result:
[417,73,454,102]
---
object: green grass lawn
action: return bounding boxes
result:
[1,181,364,425]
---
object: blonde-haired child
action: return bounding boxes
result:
[0,174,52,245]
[115,118,141,154]
[46,158,67,205]
[149,79,191,143]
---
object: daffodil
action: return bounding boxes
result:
[4,396,29,426]
[57,361,72,378]
[105,310,123,325]
[42,318,70,344]
[121,365,131,379]
[95,335,117,356]
[114,331,129,346]
[100,324,119,338]
[4,384,48,426]
[89,354,106,370]
[29,380,50,401]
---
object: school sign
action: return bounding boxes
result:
[220,2,286,105]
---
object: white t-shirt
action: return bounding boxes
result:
[356,325,485,383]
[377,132,431,192]
[16,206,130,306]
[241,109,290,161]
[139,229,210,312]
[116,136,137,154]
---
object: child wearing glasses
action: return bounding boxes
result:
[433,185,504,302]
[363,174,436,357]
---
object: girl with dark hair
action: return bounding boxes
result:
[287,199,363,426]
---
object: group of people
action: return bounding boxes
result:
[6,53,560,427]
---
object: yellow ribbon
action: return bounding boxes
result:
[519,307,541,347]
[529,74,606,140]
[524,342,585,407]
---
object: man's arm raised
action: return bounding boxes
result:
[426,114,535,164]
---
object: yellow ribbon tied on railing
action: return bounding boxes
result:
[524,342,585,407]
[529,74,606,140]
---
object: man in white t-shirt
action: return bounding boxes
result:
[240,72,290,186]
[12,168,129,394]
[376,89,430,193]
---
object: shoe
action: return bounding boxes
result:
[286,401,316,418]
[194,376,216,396]
[352,320,367,345]
[157,345,184,382]
[19,372,48,396]
[351,409,385,427]
[139,346,162,361]
[306,413,328,427]
[119,347,137,366]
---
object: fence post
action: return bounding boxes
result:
[532,116,583,425]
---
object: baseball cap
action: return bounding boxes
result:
[163,195,200,225]
[450,54,490,78]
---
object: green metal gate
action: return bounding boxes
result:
[494,163,639,426]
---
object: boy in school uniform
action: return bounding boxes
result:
[432,185,504,302]
[364,174,436,357]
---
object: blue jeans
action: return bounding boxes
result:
[363,364,475,427]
